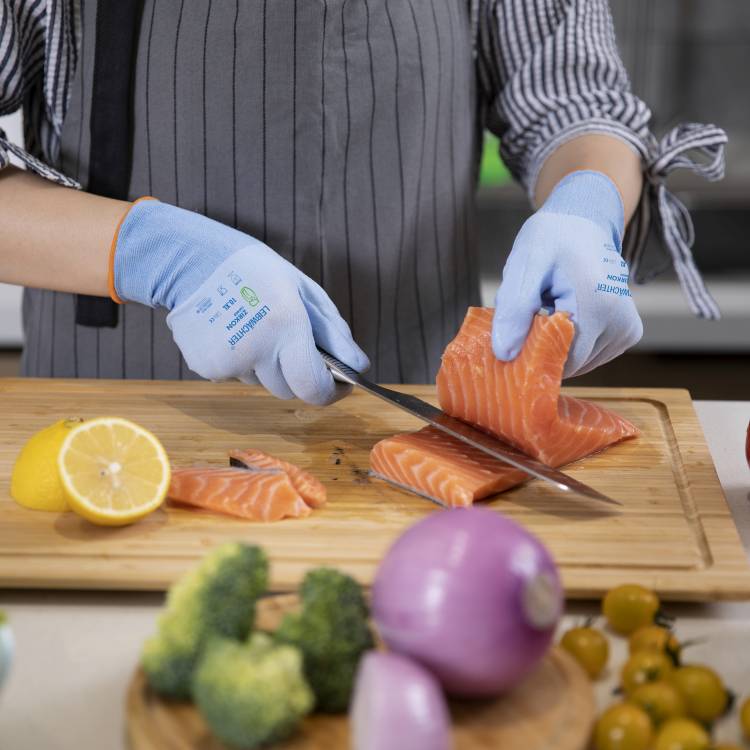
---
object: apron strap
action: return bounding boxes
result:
[75,0,144,328]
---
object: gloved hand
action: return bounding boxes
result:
[492,170,643,378]
[111,199,369,405]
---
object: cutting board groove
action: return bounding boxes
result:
[649,396,714,567]
[0,378,748,600]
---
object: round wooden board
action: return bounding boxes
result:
[126,595,595,750]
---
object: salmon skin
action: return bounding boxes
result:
[228,448,327,508]
[168,467,311,521]
[370,309,638,506]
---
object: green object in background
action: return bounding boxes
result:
[479,132,512,187]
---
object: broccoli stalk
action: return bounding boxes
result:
[193,633,314,749]
[274,568,374,712]
[141,543,268,699]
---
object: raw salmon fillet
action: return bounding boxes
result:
[168,467,311,521]
[228,448,327,508]
[436,308,638,465]
[370,308,638,506]
[370,426,526,507]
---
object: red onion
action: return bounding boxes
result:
[350,651,452,750]
[372,508,562,697]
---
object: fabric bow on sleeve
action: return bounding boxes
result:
[623,123,727,320]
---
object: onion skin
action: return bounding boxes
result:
[372,508,562,697]
[350,651,452,750]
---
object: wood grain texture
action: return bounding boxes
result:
[125,593,595,750]
[0,378,748,600]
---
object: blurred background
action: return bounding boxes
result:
[0,0,748,395]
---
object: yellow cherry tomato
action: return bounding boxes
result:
[669,665,727,723]
[652,717,710,750]
[603,585,660,635]
[629,625,680,658]
[630,680,686,725]
[560,626,610,679]
[739,696,750,739]
[621,650,674,695]
[594,702,653,750]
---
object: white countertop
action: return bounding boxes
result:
[1,401,749,749]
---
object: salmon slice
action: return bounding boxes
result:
[370,426,526,507]
[370,308,638,505]
[168,467,311,521]
[228,448,327,508]
[436,308,638,465]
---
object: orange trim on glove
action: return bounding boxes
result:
[107,196,157,304]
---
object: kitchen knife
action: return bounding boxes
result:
[318,348,622,507]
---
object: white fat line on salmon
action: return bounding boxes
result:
[170,466,284,479]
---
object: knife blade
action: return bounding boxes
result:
[318,348,621,507]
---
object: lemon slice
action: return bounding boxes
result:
[58,417,171,526]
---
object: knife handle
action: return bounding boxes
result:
[317,348,360,386]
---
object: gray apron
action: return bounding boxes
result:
[22,0,480,383]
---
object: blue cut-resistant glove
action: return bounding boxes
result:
[112,200,369,405]
[492,170,643,378]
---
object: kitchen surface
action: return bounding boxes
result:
[2,2,750,750]
[1,402,749,749]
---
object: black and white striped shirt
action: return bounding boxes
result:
[0,0,728,325]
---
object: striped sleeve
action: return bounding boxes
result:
[477,0,651,191]
[0,0,79,187]
[475,0,728,320]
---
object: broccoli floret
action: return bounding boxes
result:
[274,568,374,712]
[141,543,268,699]
[193,633,314,748]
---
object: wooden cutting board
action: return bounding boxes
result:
[0,378,748,600]
[125,594,595,750]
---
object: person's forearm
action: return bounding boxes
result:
[534,134,643,223]
[0,166,129,295]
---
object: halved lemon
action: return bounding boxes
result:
[11,418,83,512]
[57,417,171,526]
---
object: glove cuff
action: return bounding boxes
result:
[540,170,625,252]
[107,197,156,304]
[113,200,249,308]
